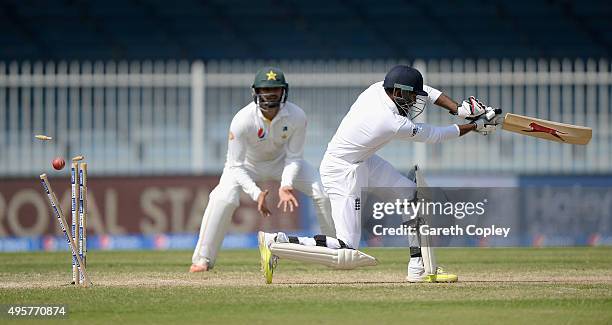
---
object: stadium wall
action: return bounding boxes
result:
[0,58,610,176]
[1,174,611,251]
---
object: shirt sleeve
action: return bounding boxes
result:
[395,117,460,143]
[226,119,262,201]
[423,84,442,104]
[281,112,306,187]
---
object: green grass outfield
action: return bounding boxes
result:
[1,247,612,324]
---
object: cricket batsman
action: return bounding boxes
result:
[190,67,335,272]
[258,65,502,283]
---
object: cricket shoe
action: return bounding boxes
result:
[406,266,458,283]
[257,231,280,284]
[189,262,210,273]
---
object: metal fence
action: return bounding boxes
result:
[0,58,610,176]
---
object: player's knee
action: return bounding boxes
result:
[311,182,329,200]
[209,186,240,206]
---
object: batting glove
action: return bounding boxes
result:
[472,108,503,135]
[457,96,487,118]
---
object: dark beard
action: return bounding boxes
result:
[259,102,280,111]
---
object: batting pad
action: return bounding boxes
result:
[419,223,437,275]
[270,243,377,270]
[414,165,437,275]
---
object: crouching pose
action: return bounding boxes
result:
[190,67,335,272]
[258,65,502,283]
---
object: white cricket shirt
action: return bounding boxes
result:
[226,101,307,200]
[325,81,460,164]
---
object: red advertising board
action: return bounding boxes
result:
[0,175,302,237]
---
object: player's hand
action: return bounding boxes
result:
[458,96,487,118]
[277,186,299,212]
[472,109,503,135]
[257,190,271,217]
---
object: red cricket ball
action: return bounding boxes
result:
[52,157,65,170]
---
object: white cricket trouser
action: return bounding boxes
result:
[319,153,416,249]
[192,159,334,268]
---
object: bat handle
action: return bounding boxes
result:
[486,108,503,121]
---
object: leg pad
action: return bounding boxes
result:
[270,243,377,270]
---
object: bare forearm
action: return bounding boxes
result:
[434,94,460,114]
[458,123,476,136]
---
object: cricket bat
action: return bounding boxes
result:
[501,113,592,145]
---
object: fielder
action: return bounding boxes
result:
[190,67,335,272]
[258,65,502,283]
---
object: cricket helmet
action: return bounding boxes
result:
[252,67,289,111]
[383,65,428,119]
